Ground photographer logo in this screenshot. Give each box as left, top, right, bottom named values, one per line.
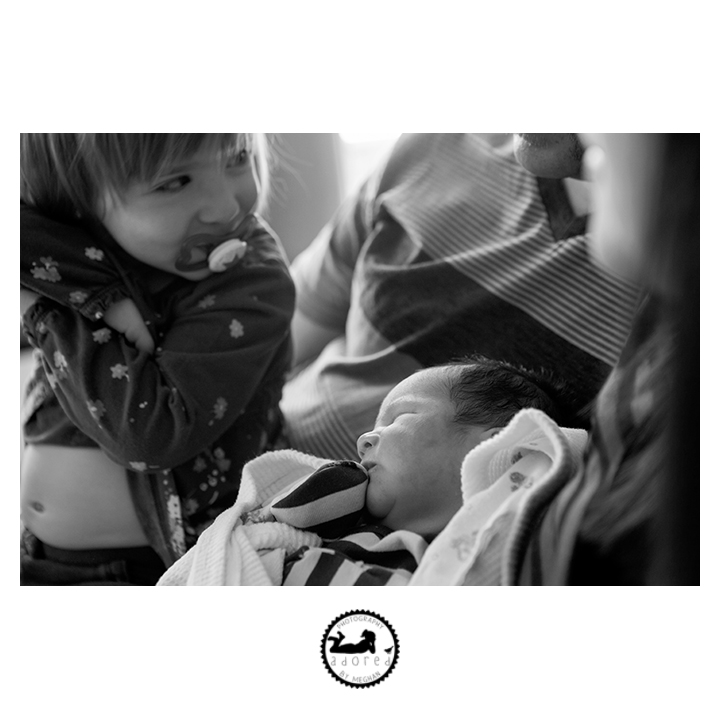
left=320, top=610, right=399, bottom=688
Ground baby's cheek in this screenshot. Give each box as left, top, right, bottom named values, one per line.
left=365, top=481, right=392, bottom=519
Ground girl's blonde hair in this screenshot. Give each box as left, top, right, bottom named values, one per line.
left=20, top=133, right=272, bottom=222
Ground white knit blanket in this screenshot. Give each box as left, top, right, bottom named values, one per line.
left=157, top=450, right=336, bottom=586
left=410, top=408, right=588, bottom=586
left=159, top=411, right=587, bottom=586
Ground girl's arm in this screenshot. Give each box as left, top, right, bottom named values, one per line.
left=22, top=222, right=295, bottom=470
left=21, top=203, right=130, bottom=319
left=21, top=204, right=154, bottom=351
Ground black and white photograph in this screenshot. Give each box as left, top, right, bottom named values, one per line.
left=9, top=2, right=710, bottom=718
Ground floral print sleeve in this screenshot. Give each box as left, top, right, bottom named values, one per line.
left=21, top=203, right=130, bottom=320
left=22, top=215, right=296, bottom=471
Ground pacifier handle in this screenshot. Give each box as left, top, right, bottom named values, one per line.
left=174, top=213, right=256, bottom=273
left=208, top=238, right=247, bottom=273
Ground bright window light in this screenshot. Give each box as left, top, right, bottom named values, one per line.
left=339, top=132, right=401, bottom=145
left=338, top=133, right=402, bottom=198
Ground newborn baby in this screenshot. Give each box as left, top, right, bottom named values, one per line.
left=251, top=356, right=572, bottom=540
left=157, top=356, right=574, bottom=585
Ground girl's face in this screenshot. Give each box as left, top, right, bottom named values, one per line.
left=356, top=369, right=490, bottom=538
left=97, top=140, right=259, bottom=281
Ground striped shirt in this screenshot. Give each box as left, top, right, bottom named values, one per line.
left=282, top=134, right=641, bottom=460
left=157, top=449, right=426, bottom=586
left=283, top=524, right=424, bottom=586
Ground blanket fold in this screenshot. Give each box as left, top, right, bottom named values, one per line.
left=158, top=450, right=340, bottom=585
left=159, top=411, right=586, bottom=586
left=157, top=449, right=420, bottom=586
left=409, top=408, right=587, bottom=586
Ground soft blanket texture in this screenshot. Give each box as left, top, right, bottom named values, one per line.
left=159, top=411, right=586, bottom=586
left=158, top=450, right=364, bottom=585
left=157, top=449, right=423, bottom=585
left=410, top=408, right=588, bottom=585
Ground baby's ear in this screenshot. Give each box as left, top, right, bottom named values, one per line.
left=479, top=426, right=503, bottom=441
left=269, top=461, right=369, bottom=538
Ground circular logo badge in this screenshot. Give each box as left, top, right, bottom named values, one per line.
left=321, top=610, right=399, bottom=688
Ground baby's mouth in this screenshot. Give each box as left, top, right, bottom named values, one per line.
left=175, top=216, right=254, bottom=273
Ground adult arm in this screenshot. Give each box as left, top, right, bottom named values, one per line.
left=290, top=310, right=341, bottom=368
left=289, top=156, right=388, bottom=369
left=288, top=135, right=424, bottom=369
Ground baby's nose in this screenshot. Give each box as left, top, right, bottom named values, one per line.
left=356, top=432, right=377, bottom=459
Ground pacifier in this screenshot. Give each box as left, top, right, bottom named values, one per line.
left=208, top=239, right=247, bottom=272
left=174, top=215, right=254, bottom=273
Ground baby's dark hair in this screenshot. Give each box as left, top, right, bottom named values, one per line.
left=437, top=355, right=579, bottom=430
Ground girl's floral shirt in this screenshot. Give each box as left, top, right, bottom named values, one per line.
left=20, top=204, right=295, bottom=561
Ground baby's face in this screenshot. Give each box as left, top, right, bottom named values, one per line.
left=356, top=369, right=488, bottom=538
left=97, top=140, right=259, bottom=281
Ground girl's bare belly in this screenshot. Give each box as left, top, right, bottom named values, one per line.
left=20, top=444, right=149, bottom=549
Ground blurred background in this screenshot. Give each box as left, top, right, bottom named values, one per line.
left=264, top=133, right=400, bottom=260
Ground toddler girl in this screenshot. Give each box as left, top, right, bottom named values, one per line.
left=20, top=134, right=295, bottom=584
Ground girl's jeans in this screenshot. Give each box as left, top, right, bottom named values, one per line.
left=20, top=527, right=166, bottom=585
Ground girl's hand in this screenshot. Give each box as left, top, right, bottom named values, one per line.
left=20, top=289, right=40, bottom=316
left=104, top=298, right=155, bottom=354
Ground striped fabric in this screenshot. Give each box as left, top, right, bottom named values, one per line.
left=158, top=449, right=426, bottom=585
left=268, top=460, right=427, bottom=586
left=283, top=526, right=426, bottom=586
left=265, top=460, right=368, bottom=536
left=283, top=548, right=413, bottom=586
left=388, top=137, right=637, bottom=365
left=283, top=134, right=642, bottom=461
